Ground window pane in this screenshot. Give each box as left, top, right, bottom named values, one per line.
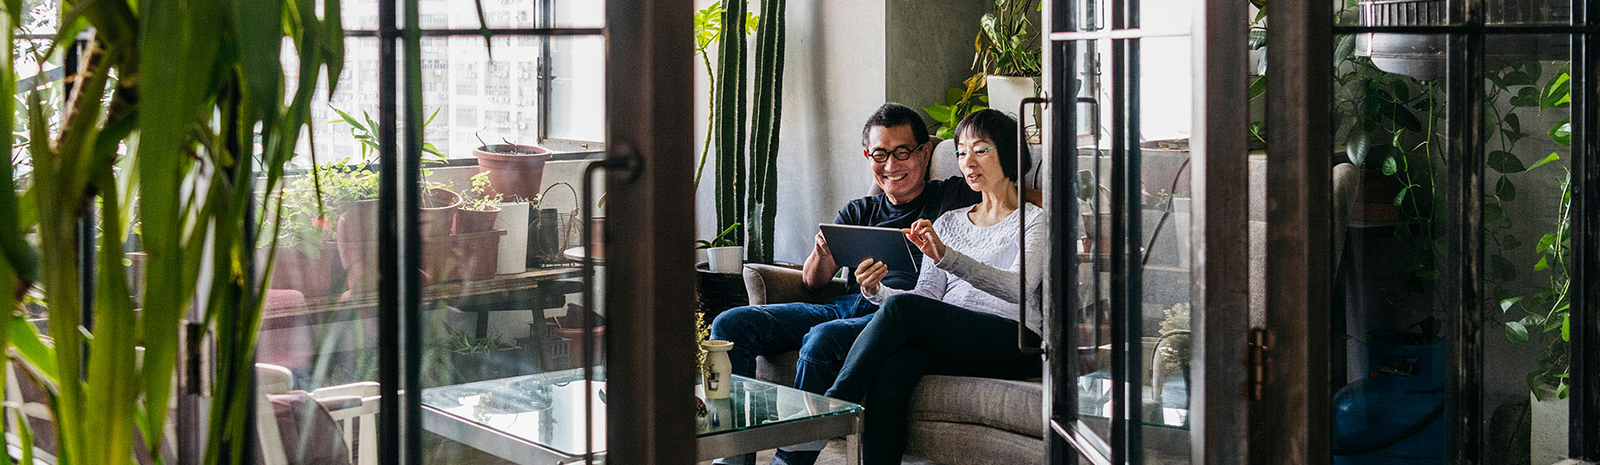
left=547, top=36, right=604, bottom=143
left=1479, top=36, right=1572, bottom=465
left=552, top=0, right=604, bottom=29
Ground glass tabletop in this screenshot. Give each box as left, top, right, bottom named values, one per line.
left=420, top=369, right=861, bottom=457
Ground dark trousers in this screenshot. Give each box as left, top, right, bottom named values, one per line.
left=709, top=294, right=877, bottom=465
left=826, top=294, right=1042, bottom=465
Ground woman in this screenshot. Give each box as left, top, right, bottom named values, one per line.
left=825, top=109, right=1044, bottom=465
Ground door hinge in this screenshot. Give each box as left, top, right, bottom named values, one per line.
left=1248, top=327, right=1271, bottom=400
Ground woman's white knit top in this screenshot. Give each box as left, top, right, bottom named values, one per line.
left=866, top=202, right=1046, bottom=334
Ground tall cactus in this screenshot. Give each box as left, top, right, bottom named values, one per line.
left=711, top=0, right=786, bottom=264
left=713, top=0, right=748, bottom=246
left=746, top=0, right=785, bottom=264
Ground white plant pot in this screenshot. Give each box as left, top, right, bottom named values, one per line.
left=987, top=75, right=1041, bottom=117
left=495, top=202, right=531, bottom=275
left=703, top=340, right=735, bottom=399
left=706, top=246, right=744, bottom=274
left=1531, top=392, right=1569, bottom=465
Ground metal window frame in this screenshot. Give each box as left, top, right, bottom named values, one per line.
left=368, top=2, right=627, bottom=465
left=1045, top=0, right=1253, bottom=463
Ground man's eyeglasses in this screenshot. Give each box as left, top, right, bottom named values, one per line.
left=864, top=142, right=926, bottom=163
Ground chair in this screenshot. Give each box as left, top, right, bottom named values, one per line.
left=256, top=364, right=380, bottom=465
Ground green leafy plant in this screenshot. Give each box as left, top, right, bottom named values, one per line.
left=924, top=75, right=989, bottom=140
left=973, top=0, right=1042, bottom=78
left=696, top=222, right=742, bottom=249
left=332, top=105, right=446, bottom=163
left=1493, top=60, right=1573, bottom=401
left=462, top=171, right=505, bottom=212
left=1156, top=303, right=1192, bottom=371
left=693, top=1, right=757, bottom=188
left=0, top=0, right=347, bottom=462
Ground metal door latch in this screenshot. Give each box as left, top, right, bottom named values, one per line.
left=1248, top=327, right=1271, bottom=400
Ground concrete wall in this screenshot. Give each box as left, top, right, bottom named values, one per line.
left=693, top=0, right=985, bottom=265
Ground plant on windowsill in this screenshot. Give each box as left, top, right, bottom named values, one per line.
left=473, top=131, right=554, bottom=205
left=456, top=171, right=504, bottom=235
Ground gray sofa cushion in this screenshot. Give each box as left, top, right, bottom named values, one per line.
left=754, top=351, right=1045, bottom=440
left=906, top=420, right=1043, bottom=465
left=907, top=376, right=1044, bottom=439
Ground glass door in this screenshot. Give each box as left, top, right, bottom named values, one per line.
left=1042, top=0, right=1253, bottom=462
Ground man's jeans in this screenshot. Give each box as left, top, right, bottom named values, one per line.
left=708, top=294, right=875, bottom=465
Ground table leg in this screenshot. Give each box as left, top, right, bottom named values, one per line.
left=846, top=414, right=862, bottom=465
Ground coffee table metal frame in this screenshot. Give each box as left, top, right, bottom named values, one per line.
left=421, top=374, right=862, bottom=464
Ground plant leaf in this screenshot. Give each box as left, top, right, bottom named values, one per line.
left=1549, top=118, right=1571, bottom=146
left=1527, top=152, right=1559, bottom=171
left=1499, top=296, right=1522, bottom=313
left=1381, top=155, right=1397, bottom=175
left=1345, top=129, right=1370, bottom=167
left=1393, top=186, right=1409, bottom=206
left=1488, top=150, right=1525, bottom=173
left=1505, top=320, right=1530, bottom=342
left=1495, top=176, right=1516, bottom=201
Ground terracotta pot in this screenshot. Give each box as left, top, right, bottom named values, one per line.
left=270, top=243, right=338, bottom=298
left=336, top=199, right=380, bottom=242
left=552, top=316, right=605, bottom=368
left=336, top=239, right=379, bottom=295
left=421, top=187, right=462, bottom=238
left=420, top=235, right=458, bottom=285
left=473, top=144, right=553, bottom=203
left=454, top=229, right=507, bottom=281
left=454, top=205, right=501, bottom=235
left=1353, top=167, right=1403, bottom=223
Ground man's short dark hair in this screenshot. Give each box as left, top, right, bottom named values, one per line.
left=861, top=103, right=931, bottom=148
left=954, top=109, right=1031, bottom=183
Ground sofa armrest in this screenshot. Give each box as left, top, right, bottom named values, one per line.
left=742, top=264, right=848, bottom=305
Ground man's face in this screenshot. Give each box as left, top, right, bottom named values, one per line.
left=864, top=124, right=930, bottom=204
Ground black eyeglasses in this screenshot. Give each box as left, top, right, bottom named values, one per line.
left=864, top=142, right=926, bottom=163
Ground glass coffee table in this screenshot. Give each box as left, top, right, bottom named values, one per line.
left=421, top=368, right=863, bottom=464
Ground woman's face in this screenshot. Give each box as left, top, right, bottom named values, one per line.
left=955, top=129, right=1009, bottom=195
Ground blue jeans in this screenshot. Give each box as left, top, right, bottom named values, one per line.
left=709, top=294, right=877, bottom=465
left=825, top=294, right=1043, bottom=465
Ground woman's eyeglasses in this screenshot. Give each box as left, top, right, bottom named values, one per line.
left=864, top=142, right=926, bottom=163
left=953, top=145, right=997, bottom=158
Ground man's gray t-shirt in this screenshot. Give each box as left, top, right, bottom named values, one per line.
left=833, top=176, right=981, bottom=294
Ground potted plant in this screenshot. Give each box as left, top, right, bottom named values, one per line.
left=1150, top=303, right=1192, bottom=409
left=473, top=132, right=554, bottom=204
left=696, top=223, right=750, bottom=318
left=974, top=0, right=1042, bottom=132
left=456, top=171, right=503, bottom=235
left=441, top=326, right=525, bottom=384
left=488, top=172, right=537, bottom=275
left=708, top=0, right=786, bottom=264
left=264, top=181, right=339, bottom=298
left=697, top=222, right=744, bottom=274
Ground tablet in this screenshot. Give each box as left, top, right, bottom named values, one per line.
left=819, top=223, right=919, bottom=273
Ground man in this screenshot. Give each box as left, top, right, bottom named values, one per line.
left=709, top=102, right=983, bottom=465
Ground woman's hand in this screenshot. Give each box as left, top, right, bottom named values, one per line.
left=854, top=258, right=889, bottom=297
left=903, top=219, right=946, bottom=263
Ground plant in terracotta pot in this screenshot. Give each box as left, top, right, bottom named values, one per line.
left=262, top=180, right=339, bottom=298
left=473, top=132, right=553, bottom=204
left=314, top=162, right=382, bottom=295
left=456, top=171, right=504, bottom=235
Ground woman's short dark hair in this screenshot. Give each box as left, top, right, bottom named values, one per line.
left=861, top=102, right=931, bottom=148
left=954, top=109, right=1030, bottom=182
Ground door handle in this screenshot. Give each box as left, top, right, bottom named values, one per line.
left=1019, top=96, right=1049, bottom=357
left=577, top=146, right=641, bottom=464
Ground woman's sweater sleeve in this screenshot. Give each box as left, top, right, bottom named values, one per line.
left=864, top=246, right=949, bottom=305
left=933, top=205, right=1045, bottom=304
